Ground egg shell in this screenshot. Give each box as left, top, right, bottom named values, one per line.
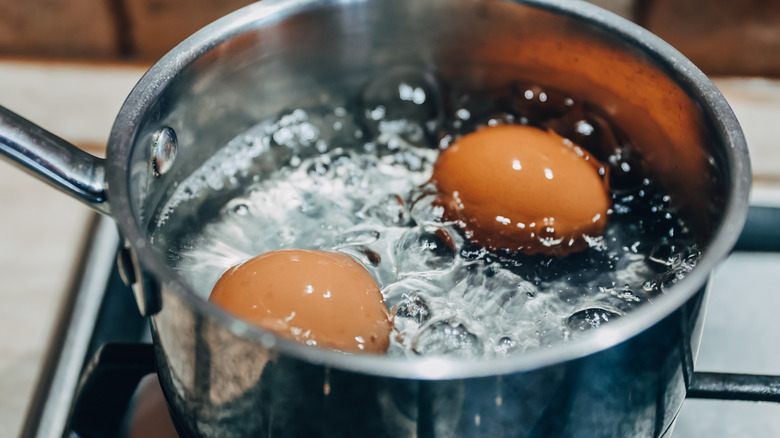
left=432, top=124, right=610, bottom=256
left=209, top=249, right=392, bottom=353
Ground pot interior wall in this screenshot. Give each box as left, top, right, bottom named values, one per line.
left=127, top=0, right=727, bottom=287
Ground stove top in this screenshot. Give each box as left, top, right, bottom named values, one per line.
left=19, top=208, right=780, bottom=437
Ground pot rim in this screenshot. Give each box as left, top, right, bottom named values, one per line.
left=106, top=0, right=751, bottom=380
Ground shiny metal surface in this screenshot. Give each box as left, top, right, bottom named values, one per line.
left=153, top=284, right=706, bottom=437
left=688, top=373, right=780, bottom=403
left=0, top=0, right=752, bottom=436
left=0, top=106, right=109, bottom=214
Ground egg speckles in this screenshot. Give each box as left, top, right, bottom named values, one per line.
left=431, top=124, right=610, bottom=256
left=209, top=249, right=392, bottom=353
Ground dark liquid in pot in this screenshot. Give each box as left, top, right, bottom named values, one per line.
left=152, top=68, right=699, bottom=359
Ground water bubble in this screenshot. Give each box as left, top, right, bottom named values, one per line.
left=412, top=318, right=484, bottom=359
left=496, top=336, right=517, bottom=355
left=359, top=67, right=441, bottom=145
left=362, top=247, right=382, bottom=265
left=329, top=151, right=368, bottom=187
left=364, top=194, right=410, bottom=227
left=616, top=288, right=640, bottom=303
left=409, top=185, right=444, bottom=224
left=299, top=194, right=323, bottom=217
left=642, top=278, right=658, bottom=293
left=648, top=242, right=683, bottom=267
left=396, top=226, right=456, bottom=274
left=659, top=265, right=693, bottom=292
left=647, top=241, right=700, bottom=287
left=390, top=149, right=428, bottom=172
left=385, top=281, right=440, bottom=351
left=275, top=106, right=362, bottom=157
left=575, top=120, right=595, bottom=136
left=394, top=292, right=433, bottom=324
left=444, top=86, right=516, bottom=134
left=511, top=82, right=571, bottom=124
left=226, top=199, right=250, bottom=216
left=337, top=229, right=380, bottom=247
left=242, top=135, right=256, bottom=146
left=600, top=285, right=641, bottom=303
left=438, top=133, right=454, bottom=149
left=608, top=164, right=645, bottom=195
left=377, top=120, right=428, bottom=149
left=307, top=156, right=330, bottom=177
left=368, top=105, right=386, bottom=121
left=383, top=278, right=443, bottom=304
left=485, top=113, right=516, bottom=127
left=269, top=110, right=320, bottom=150
left=277, top=227, right=296, bottom=245
left=360, top=68, right=441, bottom=121
left=456, top=108, right=471, bottom=120
left=566, top=307, right=621, bottom=332
left=338, top=245, right=382, bottom=268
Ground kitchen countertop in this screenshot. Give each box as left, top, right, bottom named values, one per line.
left=0, top=60, right=145, bottom=437
left=0, top=60, right=779, bottom=437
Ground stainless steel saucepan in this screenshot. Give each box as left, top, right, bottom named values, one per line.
left=0, top=0, right=754, bottom=437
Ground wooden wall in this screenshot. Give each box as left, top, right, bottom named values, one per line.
left=0, top=0, right=778, bottom=76
left=0, top=0, right=253, bottom=61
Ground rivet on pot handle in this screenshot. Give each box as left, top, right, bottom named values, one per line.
left=0, top=105, right=110, bottom=215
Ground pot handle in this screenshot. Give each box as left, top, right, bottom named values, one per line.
left=688, top=372, right=780, bottom=403
left=0, top=105, right=110, bottom=214
left=686, top=206, right=780, bottom=404
left=732, top=206, right=780, bottom=252
left=69, top=343, right=156, bottom=438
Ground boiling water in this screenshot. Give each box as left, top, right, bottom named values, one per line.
left=157, top=69, right=699, bottom=359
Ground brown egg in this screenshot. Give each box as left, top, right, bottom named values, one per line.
left=209, top=249, right=392, bottom=353
left=431, top=124, right=610, bottom=256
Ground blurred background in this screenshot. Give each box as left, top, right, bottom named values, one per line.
left=0, top=0, right=778, bottom=437
left=0, top=0, right=778, bottom=75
